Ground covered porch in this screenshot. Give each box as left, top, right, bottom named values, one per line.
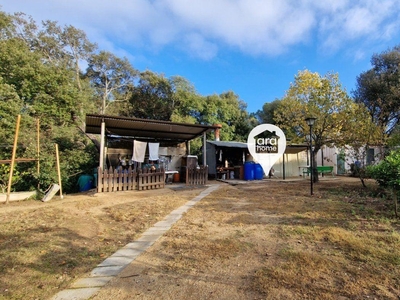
left=85, top=114, right=219, bottom=192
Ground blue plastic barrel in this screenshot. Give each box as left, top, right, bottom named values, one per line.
left=244, top=162, right=255, bottom=180
left=254, top=163, right=264, bottom=180
left=78, top=175, right=93, bottom=192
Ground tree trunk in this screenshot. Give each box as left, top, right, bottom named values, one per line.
left=312, top=148, right=319, bottom=183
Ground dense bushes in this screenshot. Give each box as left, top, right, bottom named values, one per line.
left=367, top=149, right=400, bottom=216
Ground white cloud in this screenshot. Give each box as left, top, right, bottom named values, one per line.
left=317, top=0, right=400, bottom=54
left=183, top=33, right=218, bottom=60
left=2, top=0, right=400, bottom=61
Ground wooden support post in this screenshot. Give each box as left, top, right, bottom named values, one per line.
left=55, top=144, right=63, bottom=199
left=37, top=119, right=40, bottom=190
left=99, top=119, right=105, bottom=169
left=6, top=115, right=21, bottom=204
left=203, top=132, right=206, bottom=166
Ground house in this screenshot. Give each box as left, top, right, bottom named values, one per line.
left=206, top=139, right=308, bottom=179
left=314, top=145, right=384, bottom=175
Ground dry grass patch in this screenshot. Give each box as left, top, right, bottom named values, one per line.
left=2, top=177, right=400, bottom=300
left=96, top=178, right=400, bottom=300
left=0, top=187, right=203, bottom=300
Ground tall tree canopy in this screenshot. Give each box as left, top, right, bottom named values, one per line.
left=353, top=45, right=400, bottom=145
left=0, top=9, right=254, bottom=191
left=274, top=70, right=379, bottom=179
left=127, top=70, right=175, bottom=120
left=0, top=11, right=98, bottom=193
left=255, top=99, right=281, bottom=124
left=86, top=51, right=137, bottom=114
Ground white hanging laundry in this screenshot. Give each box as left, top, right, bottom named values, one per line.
left=149, top=142, right=159, bottom=161
left=133, top=140, right=147, bottom=162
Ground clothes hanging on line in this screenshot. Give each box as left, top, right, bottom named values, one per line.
left=133, top=140, right=147, bottom=162
left=149, top=142, right=159, bottom=161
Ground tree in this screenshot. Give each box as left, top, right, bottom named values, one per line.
left=256, top=99, right=281, bottom=124
left=274, top=70, right=378, bottom=182
left=127, top=70, right=175, bottom=120
left=0, top=10, right=99, bottom=193
left=367, top=149, right=400, bottom=217
left=353, top=45, right=400, bottom=148
left=169, top=76, right=203, bottom=124
left=86, top=51, right=137, bottom=114
left=60, top=25, right=97, bottom=91
left=196, top=91, right=242, bottom=141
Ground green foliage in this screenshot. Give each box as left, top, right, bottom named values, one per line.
left=86, top=50, right=137, bottom=114
left=0, top=9, right=255, bottom=194
left=128, top=70, right=174, bottom=120
left=367, top=150, right=400, bottom=190
left=274, top=70, right=380, bottom=170
left=353, top=45, right=400, bottom=138
left=0, top=164, right=23, bottom=193
left=256, top=99, right=281, bottom=124
left=0, top=11, right=98, bottom=194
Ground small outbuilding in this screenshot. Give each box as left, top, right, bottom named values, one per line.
left=85, top=114, right=220, bottom=192
left=206, top=140, right=308, bottom=180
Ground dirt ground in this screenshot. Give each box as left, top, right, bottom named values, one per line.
left=1, top=176, right=399, bottom=300
left=91, top=177, right=399, bottom=300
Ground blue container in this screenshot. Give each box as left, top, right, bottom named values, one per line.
left=78, top=175, right=93, bottom=192
left=244, top=162, right=255, bottom=180
left=254, top=163, right=264, bottom=180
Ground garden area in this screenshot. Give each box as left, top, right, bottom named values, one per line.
left=1, top=176, right=399, bottom=299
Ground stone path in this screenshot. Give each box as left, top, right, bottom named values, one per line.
left=51, top=184, right=220, bottom=300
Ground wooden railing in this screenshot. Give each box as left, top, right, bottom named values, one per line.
left=97, top=165, right=207, bottom=192
left=138, top=168, right=165, bottom=190
left=97, top=167, right=165, bottom=192
left=185, top=166, right=208, bottom=186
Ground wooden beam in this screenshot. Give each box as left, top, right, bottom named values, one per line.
left=99, top=119, right=105, bottom=169
left=55, top=144, right=63, bottom=199
left=0, top=158, right=37, bottom=164
left=6, top=115, right=21, bottom=204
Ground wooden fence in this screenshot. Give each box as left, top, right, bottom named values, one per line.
left=137, top=168, right=165, bottom=190
left=184, top=166, right=208, bottom=186
left=97, top=165, right=208, bottom=193
left=97, top=166, right=165, bottom=192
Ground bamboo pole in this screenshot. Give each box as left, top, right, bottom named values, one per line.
left=6, top=115, right=21, bottom=204
left=37, top=119, right=40, bottom=190
left=55, top=144, right=63, bottom=199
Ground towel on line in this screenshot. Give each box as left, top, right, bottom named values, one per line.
left=133, top=140, right=147, bottom=162
left=149, top=143, right=159, bottom=161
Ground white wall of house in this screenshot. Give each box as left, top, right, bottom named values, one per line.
left=250, top=151, right=308, bottom=178
left=254, top=144, right=384, bottom=178
left=158, top=143, right=187, bottom=171
left=313, top=145, right=384, bottom=175
left=106, top=142, right=188, bottom=171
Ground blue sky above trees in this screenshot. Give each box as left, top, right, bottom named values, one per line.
left=2, top=0, right=400, bottom=113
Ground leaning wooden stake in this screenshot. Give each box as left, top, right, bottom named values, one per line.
left=37, top=119, right=40, bottom=190
left=55, top=144, right=63, bottom=199
left=6, top=115, right=21, bottom=204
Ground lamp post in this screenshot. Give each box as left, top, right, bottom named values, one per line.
left=305, top=117, right=316, bottom=195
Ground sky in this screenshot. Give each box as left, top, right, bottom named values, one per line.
left=1, top=0, right=400, bottom=113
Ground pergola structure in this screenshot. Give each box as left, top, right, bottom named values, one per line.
left=85, top=114, right=220, bottom=169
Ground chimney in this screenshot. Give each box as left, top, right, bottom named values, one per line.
left=214, top=124, right=222, bottom=141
